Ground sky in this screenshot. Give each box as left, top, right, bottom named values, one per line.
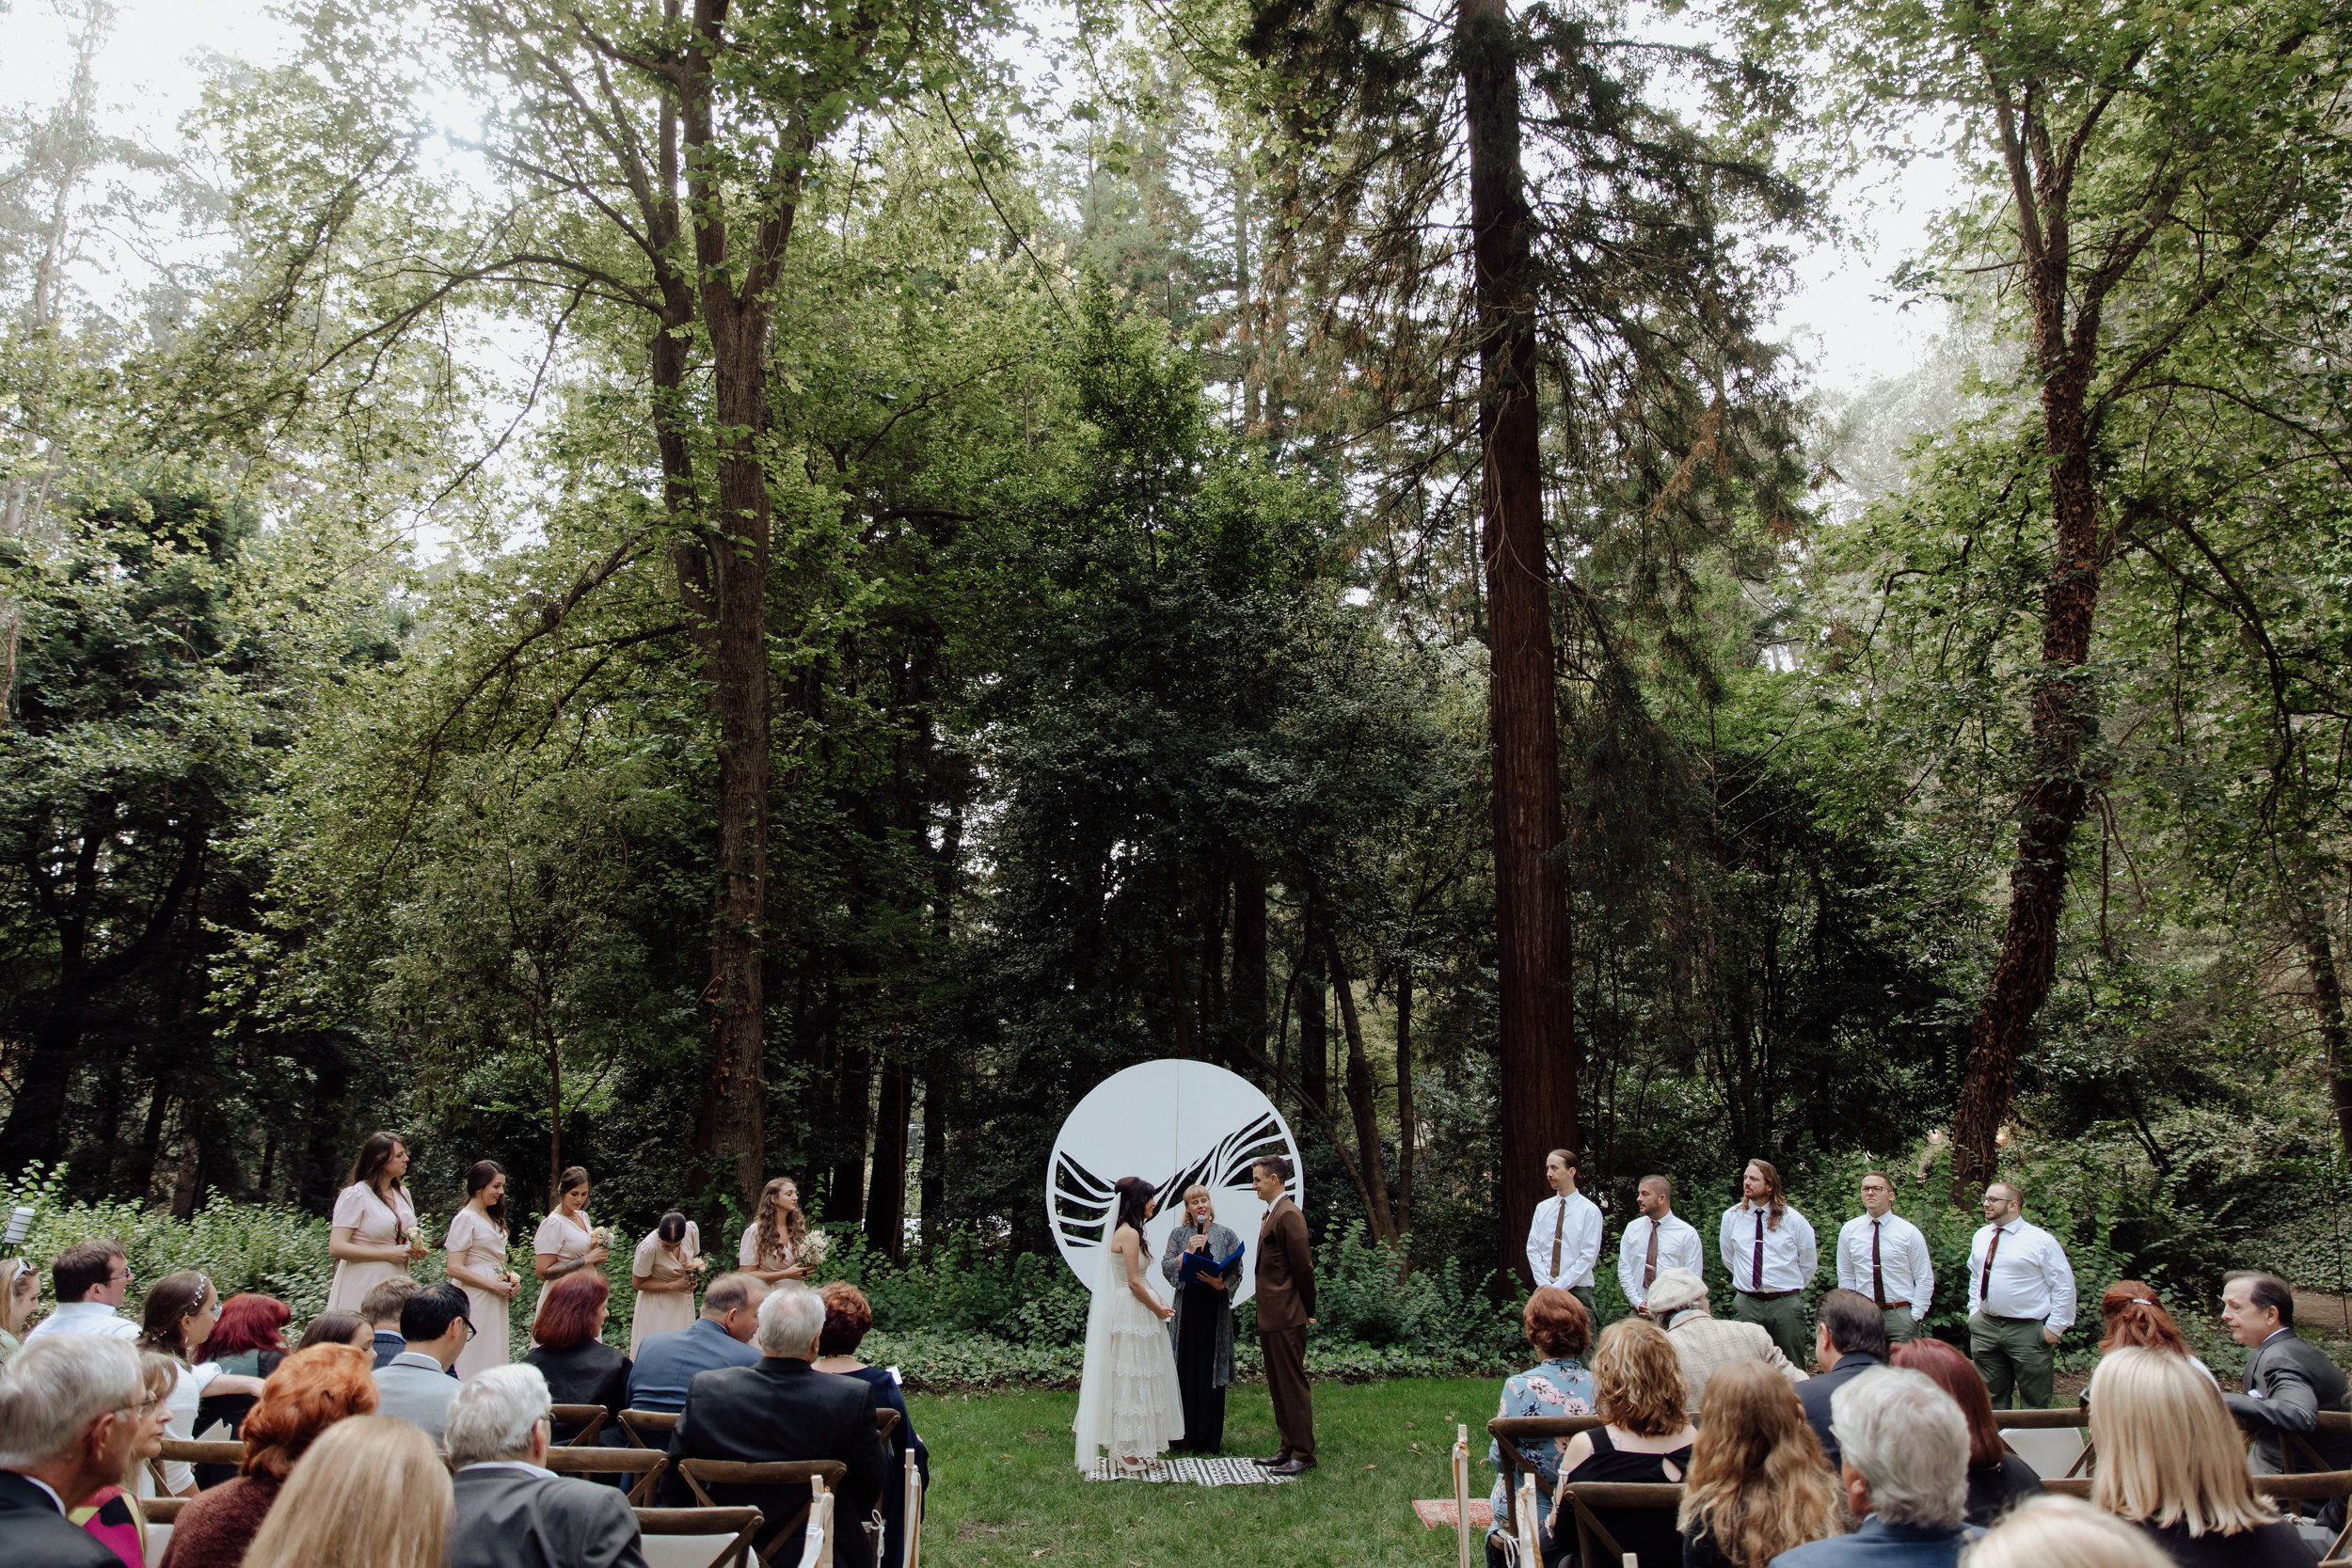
left=10, top=0, right=1957, bottom=401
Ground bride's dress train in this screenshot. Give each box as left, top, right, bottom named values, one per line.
left=1072, top=1228, right=1184, bottom=1470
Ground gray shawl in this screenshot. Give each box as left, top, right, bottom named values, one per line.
left=1160, top=1218, right=1243, bottom=1390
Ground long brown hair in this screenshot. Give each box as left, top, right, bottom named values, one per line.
left=751, top=1177, right=806, bottom=1267
left=346, top=1132, right=407, bottom=1196
left=1677, top=1360, right=1841, bottom=1568
left=463, top=1161, right=508, bottom=1232
left=1742, top=1160, right=1788, bottom=1228
left=139, top=1271, right=216, bottom=1363
left=2098, top=1281, right=2190, bottom=1356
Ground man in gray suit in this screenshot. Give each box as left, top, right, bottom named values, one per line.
left=446, top=1364, right=645, bottom=1568
left=2223, top=1269, right=2352, bottom=1526
left=373, top=1281, right=469, bottom=1447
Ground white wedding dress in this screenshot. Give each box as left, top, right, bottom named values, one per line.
left=1072, top=1224, right=1184, bottom=1470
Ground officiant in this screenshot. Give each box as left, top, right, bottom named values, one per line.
left=1159, top=1183, right=1244, bottom=1453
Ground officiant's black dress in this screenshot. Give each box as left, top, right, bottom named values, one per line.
left=1160, top=1218, right=1243, bottom=1453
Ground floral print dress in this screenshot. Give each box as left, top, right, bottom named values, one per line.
left=1486, top=1355, right=1596, bottom=1538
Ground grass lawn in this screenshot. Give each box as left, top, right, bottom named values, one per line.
left=911, top=1377, right=1495, bottom=1567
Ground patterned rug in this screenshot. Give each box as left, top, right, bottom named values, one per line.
left=1081, top=1455, right=1296, bottom=1485
left=1413, top=1498, right=1494, bottom=1530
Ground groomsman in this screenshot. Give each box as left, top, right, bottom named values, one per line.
left=1836, top=1171, right=1933, bottom=1341
left=1524, top=1148, right=1604, bottom=1320
left=1618, top=1176, right=1704, bottom=1317
left=1965, top=1181, right=2075, bottom=1409
left=1718, top=1159, right=1817, bottom=1366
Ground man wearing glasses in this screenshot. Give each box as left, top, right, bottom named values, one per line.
left=373, top=1282, right=473, bottom=1446
left=0, top=1336, right=148, bottom=1567
left=22, top=1242, right=139, bottom=1345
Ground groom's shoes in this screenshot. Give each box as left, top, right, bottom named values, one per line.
left=1251, top=1451, right=1289, bottom=1467
left=1268, top=1456, right=1316, bottom=1476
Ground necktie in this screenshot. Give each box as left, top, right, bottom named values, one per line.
left=1871, top=1220, right=1887, bottom=1308
left=1980, top=1225, right=2004, bottom=1306
left=1550, top=1200, right=1565, bottom=1279
left=1752, top=1210, right=1765, bottom=1291
left=1643, top=1221, right=1661, bottom=1289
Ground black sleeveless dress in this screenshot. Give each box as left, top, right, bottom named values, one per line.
left=1552, top=1426, right=1692, bottom=1568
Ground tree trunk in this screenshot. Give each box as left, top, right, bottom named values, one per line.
left=1298, top=912, right=1327, bottom=1118
left=920, top=1055, right=948, bottom=1243
left=865, top=1046, right=912, bottom=1260
left=1395, top=962, right=1415, bottom=1235
left=1460, top=0, right=1579, bottom=1282
left=830, top=1044, right=872, bottom=1224
left=2303, top=915, right=2352, bottom=1163
left=1322, top=928, right=1399, bottom=1244
left=548, top=1028, right=564, bottom=1206
left=132, top=1085, right=170, bottom=1202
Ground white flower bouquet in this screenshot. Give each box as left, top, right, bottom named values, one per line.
left=800, top=1230, right=831, bottom=1268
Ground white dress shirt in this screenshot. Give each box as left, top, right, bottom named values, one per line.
left=1525, top=1191, right=1603, bottom=1290
left=1717, top=1202, right=1818, bottom=1293
left=22, top=1300, right=142, bottom=1342
left=1616, top=1212, right=1705, bottom=1309
left=1836, top=1212, right=1933, bottom=1316
left=1966, top=1217, right=2075, bottom=1331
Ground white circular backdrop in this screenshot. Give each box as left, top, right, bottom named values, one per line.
left=1045, top=1059, right=1302, bottom=1306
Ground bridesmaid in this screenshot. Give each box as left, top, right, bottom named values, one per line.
left=532, top=1165, right=610, bottom=1283
left=445, top=1161, right=518, bottom=1378
left=737, top=1177, right=808, bottom=1285
left=628, top=1210, right=702, bottom=1357
left=326, top=1132, right=426, bottom=1312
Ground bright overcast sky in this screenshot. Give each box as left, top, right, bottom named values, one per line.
left=12, top=0, right=1955, bottom=398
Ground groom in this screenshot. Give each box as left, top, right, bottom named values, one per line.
left=1251, top=1156, right=1317, bottom=1475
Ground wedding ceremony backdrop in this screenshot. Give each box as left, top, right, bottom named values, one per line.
left=3, top=0, right=2351, bottom=1399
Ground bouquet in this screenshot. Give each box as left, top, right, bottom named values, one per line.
left=589, top=1226, right=615, bottom=1254
left=799, top=1230, right=831, bottom=1269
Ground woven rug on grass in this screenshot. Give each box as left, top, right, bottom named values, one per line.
left=1081, top=1455, right=1295, bottom=1485
left=1412, top=1499, right=1494, bottom=1530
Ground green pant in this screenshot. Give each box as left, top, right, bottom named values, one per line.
left=1970, top=1313, right=2054, bottom=1409
left=1881, top=1306, right=1918, bottom=1343
left=1730, top=1291, right=1811, bottom=1368
left=1567, top=1286, right=1597, bottom=1326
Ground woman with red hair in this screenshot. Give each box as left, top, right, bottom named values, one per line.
left=2096, top=1281, right=2217, bottom=1386
left=1890, top=1337, right=2046, bottom=1525
left=158, top=1342, right=379, bottom=1568
left=519, top=1270, right=630, bottom=1442
left=194, top=1294, right=294, bottom=1486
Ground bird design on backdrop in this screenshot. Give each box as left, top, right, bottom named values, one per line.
left=1045, top=1060, right=1303, bottom=1307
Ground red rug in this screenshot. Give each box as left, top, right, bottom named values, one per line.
left=1413, top=1499, right=1494, bottom=1530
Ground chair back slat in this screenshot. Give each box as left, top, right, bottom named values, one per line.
left=143, top=1497, right=188, bottom=1525
left=634, top=1506, right=764, bottom=1568
left=1565, top=1480, right=1681, bottom=1568
left=159, top=1438, right=247, bottom=1466
left=542, top=1446, right=669, bottom=1505
left=875, top=1408, right=900, bottom=1444
left=622, top=1408, right=682, bottom=1448
left=675, top=1460, right=849, bottom=1568
left=550, top=1403, right=609, bottom=1446
left=1986, top=1408, right=2090, bottom=1430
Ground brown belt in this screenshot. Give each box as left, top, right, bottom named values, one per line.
left=1738, top=1289, right=1801, bottom=1301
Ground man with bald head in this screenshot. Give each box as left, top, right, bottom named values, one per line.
left=1964, top=1181, right=2074, bottom=1409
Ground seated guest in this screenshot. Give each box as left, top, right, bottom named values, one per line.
left=2221, top=1271, right=2352, bottom=1478
left=1961, top=1495, right=2173, bottom=1568
left=358, top=1280, right=417, bottom=1370
left=661, top=1281, right=888, bottom=1568
left=140, top=1273, right=266, bottom=1499
left=2, top=1257, right=39, bottom=1361
left=1679, top=1360, right=1842, bottom=1568
left=24, top=1241, right=141, bottom=1345
left=1549, top=1318, right=1694, bottom=1568
left=71, top=1351, right=174, bottom=1568
left=294, top=1312, right=373, bottom=1353
left=519, top=1274, right=631, bottom=1443
left=813, top=1283, right=930, bottom=1568
left=1801, top=1290, right=1890, bottom=1470
left=2095, top=1283, right=2216, bottom=1386
left=1644, top=1268, right=1804, bottom=1416
left=239, top=1416, right=450, bottom=1568
left=2088, top=1347, right=2320, bottom=1567
left=1892, top=1338, right=2043, bottom=1527
left=1773, top=1367, right=1972, bottom=1567
left=0, top=1335, right=146, bottom=1568
left=1482, top=1287, right=1595, bottom=1566
left=159, top=1342, right=379, bottom=1568
left=193, top=1293, right=294, bottom=1486
left=372, top=1283, right=470, bottom=1447
left=625, top=1272, right=766, bottom=1414
left=444, top=1365, right=645, bottom=1568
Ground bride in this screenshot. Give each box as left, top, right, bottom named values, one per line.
left=1073, top=1176, right=1185, bottom=1470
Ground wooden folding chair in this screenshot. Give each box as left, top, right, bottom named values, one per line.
left=544, top=1445, right=670, bottom=1505
left=1486, top=1414, right=1607, bottom=1507
left=633, top=1507, right=764, bottom=1568
left=551, top=1403, right=611, bottom=1446
left=142, top=1497, right=188, bottom=1525
left=1993, top=1405, right=2092, bottom=1479
left=1564, top=1481, right=1684, bottom=1568
left=675, top=1459, right=849, bottom=1568
left=2252, top=1469, right=2352, bottom=1563
left=622, top=1408, right=681, bottom=1448
left=149, top=1438, right=246, bottom=1493
left=875, top=1407, right=900, bottom=1445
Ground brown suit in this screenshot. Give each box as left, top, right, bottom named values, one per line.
left=1255, top=1196, right=1316, bottom=1460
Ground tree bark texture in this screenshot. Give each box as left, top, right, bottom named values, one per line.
left=2302, top=916, right=2352, bottom=1163
left=1460, top=0, right=1579, bottom=1282
left=1322, top=928, right=1399, bottom=1244
left=1395, top=964, right=1415, bottom=1235
left=865, top=1047, right=912, bottom=1259
left=1298, top=916, right=1327, bottom=1116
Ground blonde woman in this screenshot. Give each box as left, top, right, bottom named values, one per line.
left=1677, top=1359, right=1842, bottom=1568
left=241, top=1415, right=452, bottom=1568
left=2088, top=1347, right=2315, bottom=1566
left=326, top=1132, right=427, bottom=1312
left=444, top=1161, right=518, bottom=1379
left=532, top=1166, right=610, bottom=1283
left=1963, top=1496, right=2173, bottom=1568
left=738, top=1177, right=810, bottom=1284
left=1552, top=1318, right=1695, bottom=1565
left=0, top=1256, right=37, bottom=1359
